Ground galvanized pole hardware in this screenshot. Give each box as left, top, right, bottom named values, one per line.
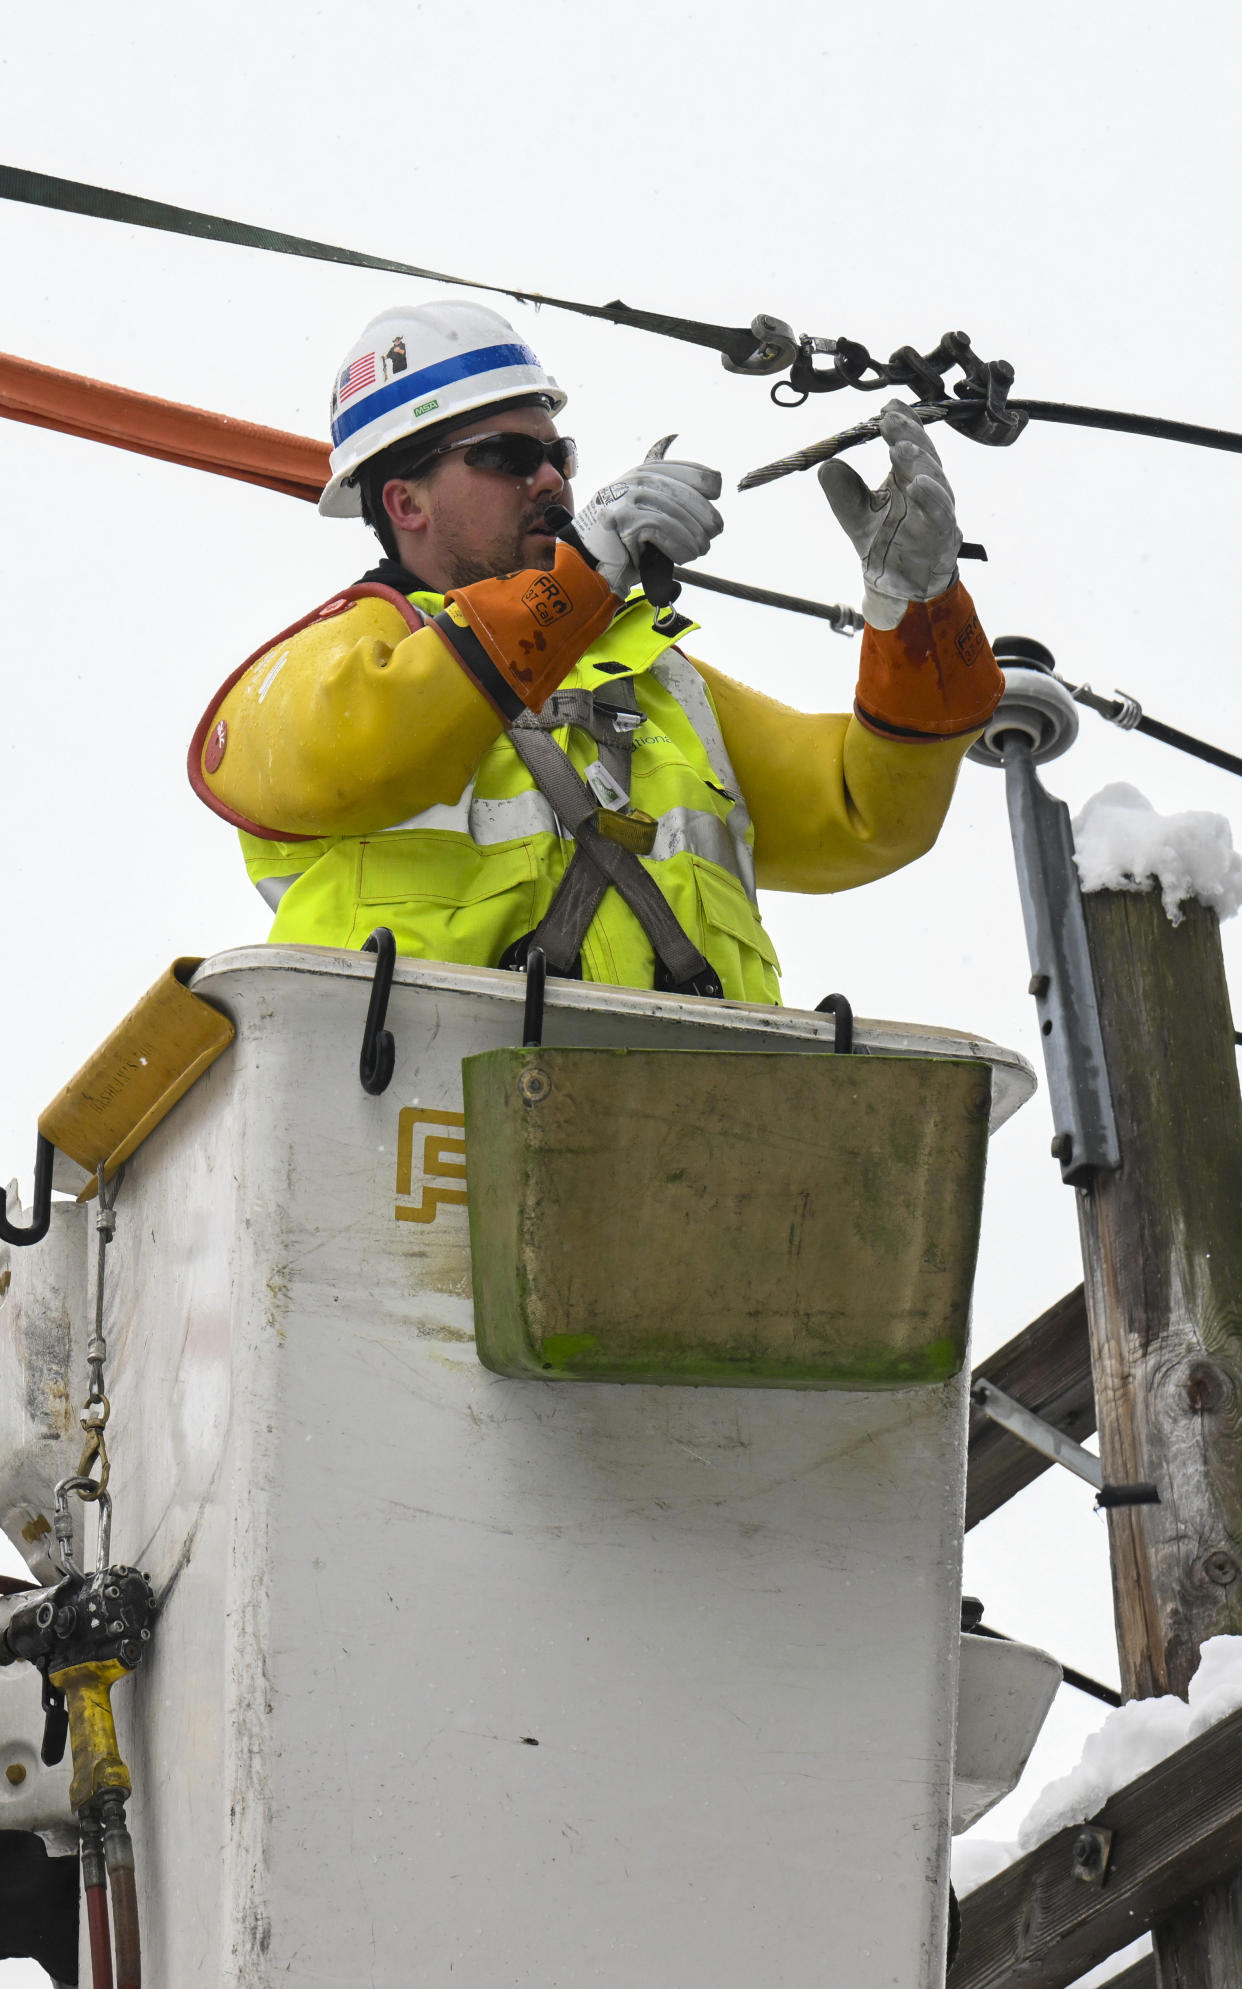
left=969, top=636, right=1120, bottom=1185
left=970, top=1378, right=1157, bottom=1507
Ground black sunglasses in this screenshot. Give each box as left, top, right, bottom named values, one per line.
left=410, top=431, right=578, bottom=482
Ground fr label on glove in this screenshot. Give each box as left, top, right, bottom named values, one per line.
left=557, top=454, right=724, bottom=601
left=819, top=401, right=963, bottom=631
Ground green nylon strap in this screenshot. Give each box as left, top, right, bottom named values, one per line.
left=0, top=164, right=762, bottom=363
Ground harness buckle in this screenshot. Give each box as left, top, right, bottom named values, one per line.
left=595, top=809, right=657, bottom=856
left=654, top=959, right=724, bottom=1000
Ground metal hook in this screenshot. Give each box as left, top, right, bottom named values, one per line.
left=721, top=314, right=798, bottom=378
left=359, top=928, right=397, bottom=1095
left=0, top=1133, right=54, bottom=1247
left=523, top=947, right=547, bottom=1049
left=52, top=1475, right=98, bottom=1578
left=815, top=993, right=854, bottom=1055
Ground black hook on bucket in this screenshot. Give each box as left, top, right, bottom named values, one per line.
left=360, top=928, right=397, bottom=1095
left=815, top=992, right=854, bottom=1055
left=522, top=947, right=548, bottom=1049
left=0, top=1133, right=55, bottom=1247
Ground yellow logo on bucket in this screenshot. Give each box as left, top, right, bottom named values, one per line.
left=395, top=1107, right=467, bottom=1224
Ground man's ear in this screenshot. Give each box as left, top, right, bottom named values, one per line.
left=382, top=478, right=430, bottom=540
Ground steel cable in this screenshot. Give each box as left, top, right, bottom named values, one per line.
left=10, top=166, right=1242, bottom=757
left=738, top=398, right=1242, bottom=490
left=10, top=163, right=1242, bottom=478
left=0, top=165, right=769, bottom=365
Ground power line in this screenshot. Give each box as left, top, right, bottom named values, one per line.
left=674, top=568, right=862, bottom=631
left=0, top=164, right=780, bottom=370
left=9, top=165, right=1242, bottom=757
left=9, top=163, right=1242, bottom=486
left=1064, top=680, right=1242, bottom=783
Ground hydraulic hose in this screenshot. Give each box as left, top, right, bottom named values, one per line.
left=87, top=1884, right=114, bottom=1989
left=100, top=1794, right=141, bottom=1988
left=82, top=1813, right=114, bottom=1989
left=107, top=1862, right=141, bottom=1989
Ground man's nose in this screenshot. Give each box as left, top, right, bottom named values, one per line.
left=527, top=454, right=565, bottom=499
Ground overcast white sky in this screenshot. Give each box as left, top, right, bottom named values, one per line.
left=3, top=2, right=1242, bottom=1979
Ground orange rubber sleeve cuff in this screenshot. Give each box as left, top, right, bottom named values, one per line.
left=854, top=581, right=1004, bottom=741
left=435, top=541, right=619, bottom=715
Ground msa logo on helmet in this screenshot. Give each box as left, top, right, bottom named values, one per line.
left=411, top=398, right=439, bottom=420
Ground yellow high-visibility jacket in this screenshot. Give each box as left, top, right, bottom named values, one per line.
left=189, top=549, right=1002, bottom=1005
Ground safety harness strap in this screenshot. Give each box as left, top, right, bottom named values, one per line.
left=507, top=689, right=718, bottom=993
left=508, top=685, right=634, bottom=974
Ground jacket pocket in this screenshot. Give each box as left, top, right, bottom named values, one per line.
left=691, top=858, right=782, bottom=1005
left=352, top=830, right=542, bottom=966
left=357, top=831, right=537, bottom=908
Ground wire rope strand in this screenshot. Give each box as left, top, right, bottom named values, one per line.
left=0, top=164, right=760, bottom=361
left=739, top=397, right=1242, bottom=490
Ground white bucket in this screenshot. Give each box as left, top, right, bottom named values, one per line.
left=0, top=949, right=1035, bottom=1986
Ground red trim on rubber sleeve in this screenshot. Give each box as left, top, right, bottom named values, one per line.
left=187, top=583, right=426, bottom=840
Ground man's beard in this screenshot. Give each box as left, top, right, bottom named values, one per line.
left=439, top=506, right=558, bottom=588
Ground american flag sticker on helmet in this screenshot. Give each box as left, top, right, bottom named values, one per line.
left=338, top=353, right=377, bottom=403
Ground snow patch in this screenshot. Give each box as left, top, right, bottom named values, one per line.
left=950, top=1835, right=1018, bottom=1895
left=954, top=1637, right=1242, bottom=1931
left=1064, top=1934, right=1152, bottom=1987
left=1018, top=1635, right=1242, bottom=1852
left=1072, top=782, right=1242, bottom=923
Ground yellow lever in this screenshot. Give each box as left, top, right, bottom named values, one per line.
left=49, top=1659, right=132, bottom=1814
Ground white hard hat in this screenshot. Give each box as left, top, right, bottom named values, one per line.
left=319, top=299, right=567, bottom=518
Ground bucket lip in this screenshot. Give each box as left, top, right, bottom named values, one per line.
left=188, top=945, right=1037, bottom=1134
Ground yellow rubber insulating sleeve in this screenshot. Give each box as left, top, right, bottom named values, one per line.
left=693, top=658, right=979, bottom=894
left=203, top=597, right=504, bottom=838
left=48, top=1660, right=132, bottom=1813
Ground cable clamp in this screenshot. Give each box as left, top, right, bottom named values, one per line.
left=1109, top=688, right=1143, bottom=730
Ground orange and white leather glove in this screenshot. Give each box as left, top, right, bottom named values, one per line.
left=558, top=457, right=724, bottom=599
left=818, top=401, right=962, bottom=629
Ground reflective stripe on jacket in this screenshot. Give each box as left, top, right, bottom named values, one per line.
left=240, top=590, right=783, bottom=1005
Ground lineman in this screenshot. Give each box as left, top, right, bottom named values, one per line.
left=190, top=301, right=1003, bottom=1003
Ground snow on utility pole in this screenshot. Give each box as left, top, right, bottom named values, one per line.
left=1076, top=869, right=1242, bottom=1987
left=976, top=644, right=1242, bottom=1987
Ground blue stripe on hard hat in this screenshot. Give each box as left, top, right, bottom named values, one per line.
left=330, top=342, right=542, bottom=447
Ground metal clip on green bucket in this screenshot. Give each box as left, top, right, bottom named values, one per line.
left=463, top=1048, right=991, bottom=1389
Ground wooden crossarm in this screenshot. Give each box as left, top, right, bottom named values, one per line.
left=952, top=1703, right=1242, bottom=1986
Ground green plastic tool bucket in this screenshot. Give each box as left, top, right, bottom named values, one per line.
left=463, top=1047, right=991, bottom=1389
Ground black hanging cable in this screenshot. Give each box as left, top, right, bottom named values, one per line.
left=11, top=165, right=1242, bottom=479
left=1062, top=679, right=1242, bottom=783
left=15, top=163, right=1242, bottom=729
left=739, top=396, right=1242, bottom=490
left=673, top=568, right=863, bottom=631
left=970, top=1622, right=1122, bottom=1709
left=0, top=164, right=784, bottom=371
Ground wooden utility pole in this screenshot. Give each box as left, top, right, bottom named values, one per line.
left=1077, top=887, right=1242, bottom=1987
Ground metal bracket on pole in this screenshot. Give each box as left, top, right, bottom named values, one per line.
left=1002, top=737, right=1121, bottom=1184
left=971, top=1379, right=1159, bottom=1506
